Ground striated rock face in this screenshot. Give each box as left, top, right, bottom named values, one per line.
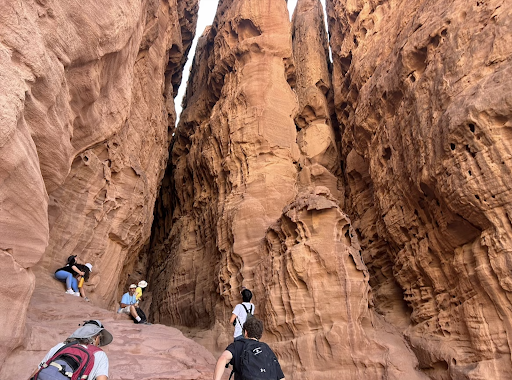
left=327, top=0, right=512, bottom=378
left=0, top=0, right=198, bottom=365
left=149, top=0, right=426, bottom=378
left=149, top=0, right=299, bottom=331
left=0, top=285, right=216, bottom=380
left=253, top=188, right=426, bottom=379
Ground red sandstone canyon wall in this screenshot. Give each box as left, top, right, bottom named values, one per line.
left=0, top=0, right=198, bottom=365
left=327, top=0, right=512, bottom=378
left=2, top=0, right=512, bottom=378
left=148, top=0, right=427, bottom=378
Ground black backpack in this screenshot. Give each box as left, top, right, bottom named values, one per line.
left=230, top=339, right=278, bottom=380
left=132, top=307, right=147, bottom=323
left=242, top=304, right=254, bottom=320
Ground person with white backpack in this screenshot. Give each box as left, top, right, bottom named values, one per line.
left=229, top=288, right=255, bottom=341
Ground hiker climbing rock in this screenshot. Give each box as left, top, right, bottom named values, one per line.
left=54, top=255, right=86, bottom=296
left=74, top=263, right=93, bottom=301
left=30, top=319, right=113, bottom=380
left=118, top=284, right=150, bottom=324
left=214, top=317, right=285, bottom=380
left=229, top=287, right=255, bottom=341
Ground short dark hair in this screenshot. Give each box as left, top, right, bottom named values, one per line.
left=243, top=317, right=263, bottom=339
left=241, top=289, right=252, bottom=302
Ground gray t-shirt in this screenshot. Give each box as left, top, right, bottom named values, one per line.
left=39, top=342, right=109, bottom=379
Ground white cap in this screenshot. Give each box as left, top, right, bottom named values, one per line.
left=129, top=284, right=137, bottom=289
left=85, top=263, right=93, bottom=272
left=138, top=280, right=148, bottom=288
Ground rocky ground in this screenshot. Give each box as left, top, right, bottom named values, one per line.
left=0, top=281, right=218, bottom=380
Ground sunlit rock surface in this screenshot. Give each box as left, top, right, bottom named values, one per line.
left=0, top=0, right=198, bottom=365
left=326, top=0, right=512, bottom=378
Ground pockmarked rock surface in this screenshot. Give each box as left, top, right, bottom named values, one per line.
left=326, top=0, right=512, bottom=378
left=0, top=0, right=198, bottom=362
left=0, top=284, right=216, bottom=380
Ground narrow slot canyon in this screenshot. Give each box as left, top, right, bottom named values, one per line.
left=1, top=0, right=512, bottom=379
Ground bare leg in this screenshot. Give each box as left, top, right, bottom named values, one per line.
left=130, top=305, right=138, bottom=319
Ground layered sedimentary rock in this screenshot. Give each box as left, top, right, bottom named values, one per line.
left=327, top=0, right=512, bottom=378
left=149, top=0, right=426, bottom=378
left=0, top=0, right=197, bottom=365
left=0, top=285, right=215, bottom=380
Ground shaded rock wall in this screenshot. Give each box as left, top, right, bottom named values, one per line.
left=0, top=0, right=197, bottom=365
left=326, top=0, right=512, bottom=378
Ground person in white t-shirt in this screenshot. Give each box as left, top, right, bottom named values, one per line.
left=229, top=288, right=255, bottom=341
left=30, top=319, right=112, bottom=380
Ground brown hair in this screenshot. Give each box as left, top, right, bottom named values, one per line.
left=242, top=317, right=263, bottom=339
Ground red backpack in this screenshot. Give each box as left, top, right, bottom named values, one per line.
left=32, top=341, right=102, bottom=380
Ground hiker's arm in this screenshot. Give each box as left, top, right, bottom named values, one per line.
left=71, top=265, right=85, bottom=276
left=96, top=376, right=107, bottom=380
left=229, top=313, right=237, bottom=324
left=213, top=350, right=232, bottom=380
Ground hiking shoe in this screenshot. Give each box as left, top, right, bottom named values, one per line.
left=141, top=321, right=152, bottom=325
left=84, top=297, right=90, bottom=302
left=65, top=289, right=75, bottom=295
left=74, top=292, right=81, bottom=296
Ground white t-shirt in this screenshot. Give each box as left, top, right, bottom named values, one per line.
left=39, top=342, right=109, bottom=379
left=232, top=302, right=255, bottom=338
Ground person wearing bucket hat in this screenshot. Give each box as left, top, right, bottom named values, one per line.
left=135, top=280, right=148, bottom=301
left=31, top=320, right=112, bottom=380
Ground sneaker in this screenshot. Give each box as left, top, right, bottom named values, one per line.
left=74, top=292, right=81, bottom=297
left=65, top=289, right=75, bottom=295
left=84, top=297, right=90, bottom=302
left=140, top=321, right=152, bottom=325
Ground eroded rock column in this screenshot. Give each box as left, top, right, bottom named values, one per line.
left=149, top=0, right=299, bottom=330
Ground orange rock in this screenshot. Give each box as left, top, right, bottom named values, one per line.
left=0, top=285, right=215, bottom=380
left=0, top=0, right=198, bottom=366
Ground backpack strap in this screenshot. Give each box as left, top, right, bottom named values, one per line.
left=241, top=304, right=253, bottom=315
left=33, top=340, right=80, bottom=380
left=237, top=304, right=253, bottom=328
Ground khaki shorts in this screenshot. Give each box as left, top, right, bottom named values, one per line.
left=118, top=305, right=132, bottom=314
